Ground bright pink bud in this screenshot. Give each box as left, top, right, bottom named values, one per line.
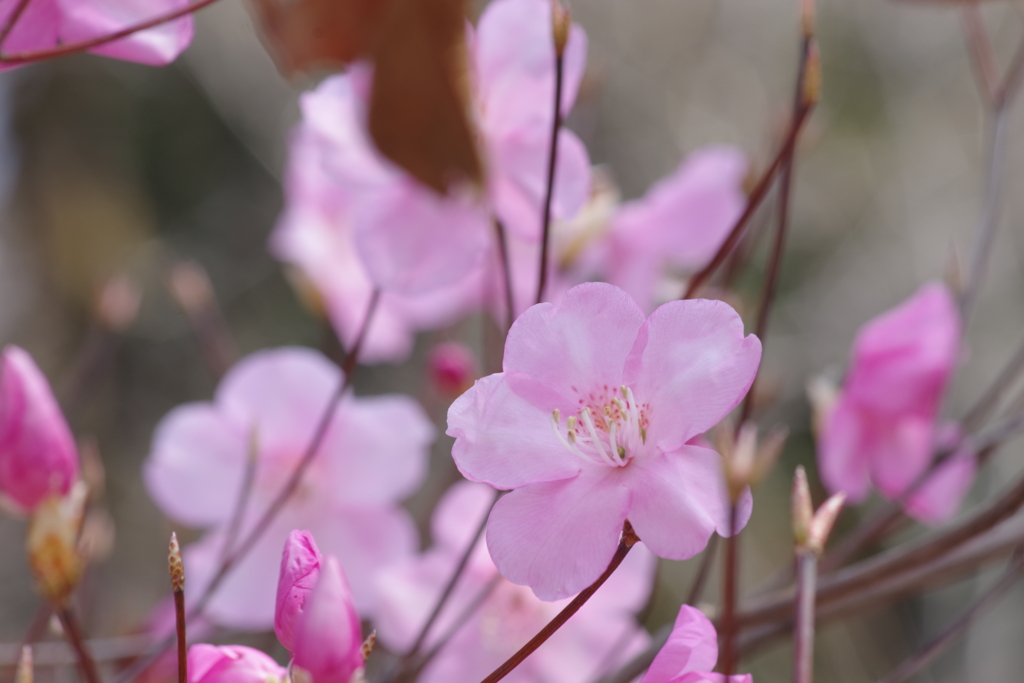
left=0, top=346, right=78, bottom=511
left=274, top=530, right=323, bottom=652
left=292, top=557, right=364, bottom=683
left=187, top=644, right=287, bottom=683
left=427, top=342, right=477, bottom=398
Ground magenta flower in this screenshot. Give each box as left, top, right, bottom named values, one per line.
left=187, top=645, right=286, bottom=683
left=639, top=605, right=752, bottom=683
left=606, top=147, right=747, bottom=313
left=818, top=282, right=964, bottom=520
left=291, top=556, right=365, bottom=683
left=144, top=346, right=433, bottom=628
left=427, top=342, right=478, bottom=399
left=374, top=481, right=655, bottom=683
left=0, top=346, right=79, bottom=512
left=274, top=530, right=322, bottom=652
left=448, top=283, right=760, bottom=599
left=0, top=0, right=193, bottom=66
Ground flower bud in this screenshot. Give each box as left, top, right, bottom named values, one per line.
left=427, top=342, right=477, bottom=398
left=807, top=492, right=846, bottom=555
left=792, top=466, right=813, bottom=549
left=26, top=482, right=87, bottom=605
left=96, top=274, right=142, bottom=332
left=292, top=557, right=364, bottom=683
left=551, top=0, right=571, bottom=57
left=0, top=346, right=79, bottom=511
left=187, top=644, right=287, bottom=683
left=274, top=530, right=323, bottom=652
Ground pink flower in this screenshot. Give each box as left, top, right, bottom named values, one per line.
left=639, top=605, right=752, bottom=683
left=187, top=645, right=286, bottom=683
left=374, top=481, right=655, bottom=683
left=818, top=282, right=964, bottom=520
left=291, top=556, right=365, bottom=683
left=143, top=346, right=433, bottom=628
left=0, top=346, right=79, bottom=511
left=0, top=0, right=193, bottom=66
left=274, top=530, right=322, bottom=652
left=427, top=342, right=478, bottom=398
left=606, top=147, right=747, bottom=313
left=447, top=283, right=760, bottom=599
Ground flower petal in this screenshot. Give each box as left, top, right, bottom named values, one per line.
left=904, top=447, right=977, bottom=524
left=640, top=605, right=719, bottom=683
left=817, top=397, right=871, bottom=503
left=59, top=0, right=193, bottom=65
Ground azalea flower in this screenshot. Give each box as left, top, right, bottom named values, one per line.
left=187, top=645, right=287, bottom=683
left=448, top=282, right=760, bottom=599
left=0, top=346, right=79, bottom=512
left=374, top=481, right=655, bottom=683
left=639, top=605, right=752, bottom=683
left=0, top=0, right=193, bottom=66
left=143, top=346, right=433, bottom=628
left=817, top=282, right=965, bottom=521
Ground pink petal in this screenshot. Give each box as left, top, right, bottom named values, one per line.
left=187, top=644, right=287, bottom=683
left=503, top=282, right=647, bottom=404
left=640, top=605, right=719, bottom=683
left=486, top=468, right=630, bottom=600
left=0, top=0, right=59, bottom=55
left=625, top=445, right=740, bottom=561
left=817, top=396, right=871, bottom=503
left=59, top=0, right=194, bottom=65
left=868, top=414, right=935, bottom=499
left=448, top=373, right=582, bottom=490
left=292, top=557, right=364, bottom=683
left=274, top=530, right=323, bottom=652
left=904, top=447, right=977, bottom=524
left=430, top=480, right=497, bottom=551
left=627, top=298, right=761, bottom=452
left=143, top=403, right=246, bottom=527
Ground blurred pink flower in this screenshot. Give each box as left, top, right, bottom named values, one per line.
left=639, top=605, right=752, bottom=683
left=606, top=147, right=747, bottom=313
left=291, top=555, right=365, bottom=683
left=818, top=282, right=964, bottom=520
left=274, top=529, right=322, bottom=652
left=427, top=342, right=479, bottom=398
left=375, top=481, right=655, bottom=683
left=447, top=283, right=760, bottom=599
left=0, top=346, right=79, bottom=512
left=144, top=346, right=433, bottom=628
left=0, top=0, right=193, bottom=66
left=187, top=645, right=286, bottom=683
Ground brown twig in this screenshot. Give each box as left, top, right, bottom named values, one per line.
left=57, top=609, right=101, bottom=683
left=493, top=220, right=516, bottom=332
left=168, top=534, right=186, bottom=683
left=686, top=536, right=719, bottom=606
left=479, top=523, right=638, bottom=683
left=534, top=32, right=566, bottom=305
left=720, top=505, right=741, bottom=675
left=793, top=551, right=817, bottom=683
left=218, top=431, right=260, bottom=565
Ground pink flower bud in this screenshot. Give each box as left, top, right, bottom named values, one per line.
left=427, top=342, right=477, bottom=398
left=292, top=557, right=364, bottom=683
left=187, top=644, right=287, bottom=683
left=0, top=346, right=78, bottom=511
left=274, top=530, right=323, bottom=652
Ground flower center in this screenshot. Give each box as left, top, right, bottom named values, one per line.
left=550, top=385, right=649, bottom=468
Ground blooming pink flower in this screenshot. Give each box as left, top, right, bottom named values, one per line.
left=291, top=555, right=365, bottom=683
left=0, top=346, right=79, bottom=511
left=606, top=147, right=747, bottom=313
left=144, top=346, right=433, bottom=628
left=0, top=0, right=193, bottom=66
left=639, top=605, right=752, bottom=683
left=274, top=530, right=322, bottom=652
left=818, top=282, right=964, bottom=520
left=374, top=481, right=655, bottom=683
left=448, top=283, right=760, bottom=599
left=427, top=342, right=478, bottom=398
left=187, top=645, right=287, bottom=683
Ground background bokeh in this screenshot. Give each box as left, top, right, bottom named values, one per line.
left=2, top=0, right=1024, bottom=681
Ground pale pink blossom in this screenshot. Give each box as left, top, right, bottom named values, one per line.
left=448, top=283, right=760, bottom=599
left=639, top=605, right=752, bottom=683
left=374, top=481, right=655, bottom=683
left=187, top=645, right=287, bottom=683
left=818, top=282, right=964, bottom=521
left=0, top=346, right=79, bottom=511
left=274, top=530, right=322, bottom=652
left=144, top=347, right=433, bottom=628
left=0, top=0, right=193, bottom=66
left=291, top=556, right=365, bottom=683
left=606, top=147, right=747, bottom=313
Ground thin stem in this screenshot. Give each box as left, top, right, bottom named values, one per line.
left=173, top=591, right=186, bottom=683
left=793, top=551, right=817, bottom=683
left=0, top=0, right=33, bottom=50
left=0, top=0, right=220, bottom=64
left=875, top=549, right=1024, bottom=683
left=493, top=220, right=516, bottom=332
left=534, top=50, right=565, bottom=305
left=57, top=609, right=101, bottom=683
left=412, top=574, right=503, bottom=676
left=687, top=535, right=719, bottom=606
left=218, top=433, right=260, bottom=565
left=720, top=505, right=740, bottom=675
left=962, top=331, right=1024, bottom=431
left=479, top=524, right=638, bottom=683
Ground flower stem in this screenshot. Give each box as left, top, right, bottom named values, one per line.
left=493, top=220, right=516, bottom=332
left=720, top=504, right=740, bottom=675
left=534, top=48, right=565, bottom=305
left=685, top=535, right=719, bottom=606
left=57, top=608, right=101, bottom=683
left=793, top=550, right=817, bottom=683
left=479, top=522, right=638, bottom=683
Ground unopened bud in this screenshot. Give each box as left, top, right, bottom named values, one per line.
left=807, top=492, right=846, bottom=555
left=427, top=342, right=478, bottom=398
left=724, top=422, right=758, bottom=503
left=792, top=466, right=813, bottom=548
left=806, top=373, right=838, bottom=440
left=802, top=40, right=821, bottom=109
left=552, top=0, right=571, bottom=57
left=166, top=261, right=214, bottom=318
left=15, top=646, right=32, bottom=683
left=169, top=532, right=185, bottom=594
left=360, top=630, right=376, bottom=662
left=27, top=482, right=87, bottom=605
left=95, top=274, right=141, bottom=332
left=801, top=0, right=815, bottom=40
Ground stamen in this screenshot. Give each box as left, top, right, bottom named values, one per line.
left=580, top=408, right=616, bottom=467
